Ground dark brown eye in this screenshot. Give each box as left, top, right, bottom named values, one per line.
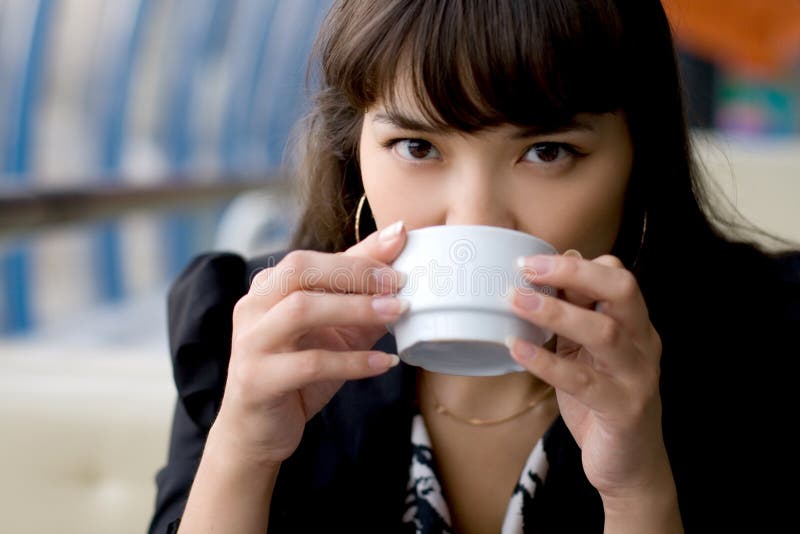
left=396, top=139, right=439, bottom=160
left=529, top=143, right=562, bottom=163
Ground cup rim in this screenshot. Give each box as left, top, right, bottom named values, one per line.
left=405, top=224, right=557, bottom=251
left=408, top=224, right=549, bottom=240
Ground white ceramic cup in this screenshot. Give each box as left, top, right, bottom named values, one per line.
left=386, top=224, right=558, bottom=376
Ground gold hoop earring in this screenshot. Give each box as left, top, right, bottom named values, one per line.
left=355, top=193, right=368, bottom=243
left=631, top=210, right=648, bottom=270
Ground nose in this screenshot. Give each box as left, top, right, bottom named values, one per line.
left=444, top=167, right=516, bottom=229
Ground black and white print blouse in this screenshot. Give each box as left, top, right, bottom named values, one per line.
left=402, top=410, right=550, bottom=533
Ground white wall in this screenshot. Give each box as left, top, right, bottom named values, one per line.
left=694, top=133, right=800, bottom=251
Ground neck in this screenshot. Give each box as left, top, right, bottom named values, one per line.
left=417, top=336, right=556, bottom=420
left=419, top=370, right=546, bottom=419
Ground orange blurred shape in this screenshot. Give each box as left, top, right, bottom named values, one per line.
left=662, top=0, right=800, bottom=76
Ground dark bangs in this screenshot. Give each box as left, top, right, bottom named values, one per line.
left=320, top=0, right=627, bottom=131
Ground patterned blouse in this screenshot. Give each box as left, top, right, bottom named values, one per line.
left=402, top=410, right=550, bottom=533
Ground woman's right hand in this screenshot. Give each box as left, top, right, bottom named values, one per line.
left=210, top=220, right=409, bottom=468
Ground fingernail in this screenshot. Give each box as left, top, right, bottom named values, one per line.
left=379, top=220, right=404, bottom=242
left=372, top=296, right=410, bottom=318
left=505, top=335, right=536, bottom=361
left=517, top=255, right=553, bottom=275
left=513, top=291, right=543, bottom=311
left=368, top=352, right=400, bottom=369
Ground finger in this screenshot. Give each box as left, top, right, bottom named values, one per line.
left=517, top=253, right=650, bottom=336
left=255, top=291, right=410, bottom=347
left=260, top=349, right=401, bottom=396
left=557, top=249, right=595, bottom=310
left=342, top=219, right=408, bottom=265
left=586, top=255, right=662, bottom=356
left=505, top=335, right=618, bottom=412
left=245, top=249, right=406, bottom=311
left=508, top=288, right=639, bottom=372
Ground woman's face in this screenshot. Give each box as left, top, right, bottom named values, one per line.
left=358, top=98, right=634, bottom=257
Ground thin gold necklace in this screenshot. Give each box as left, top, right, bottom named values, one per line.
left=427, top=381, right=555, bottom=427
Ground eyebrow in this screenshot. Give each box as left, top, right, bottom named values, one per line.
left=510, top=118, right=596, bottom=139
left=372, top=112, right=444, bottom=134
left=372, top=112, right=597, bottom=138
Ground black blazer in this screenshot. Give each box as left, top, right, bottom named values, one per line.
left=149, top=247, right=800, bottom=533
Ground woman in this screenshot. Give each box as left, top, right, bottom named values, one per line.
left=150, top=1, right=800, bottom=532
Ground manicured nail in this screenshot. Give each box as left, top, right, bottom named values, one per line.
left=505, top=335, right=537, bottom=361
left=372, top=296, right=410, bottom=318
left=513, top=291, right=543, bottom=311
left=368, top=352, right=400, bottom=369
left=379, top=220, right=404, bottom=242
left=517, top=255, right=553, bottom=276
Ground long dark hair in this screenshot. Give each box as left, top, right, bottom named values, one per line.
left=283, top=2, right=799, bottom=527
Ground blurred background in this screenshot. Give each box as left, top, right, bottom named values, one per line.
left=0, top=1, right=797, bottom=533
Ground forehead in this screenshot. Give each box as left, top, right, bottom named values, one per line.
left=367, top=81, right=607, bottom=138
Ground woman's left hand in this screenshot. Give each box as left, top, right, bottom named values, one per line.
left=506, top=253, right=674, bottom=509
